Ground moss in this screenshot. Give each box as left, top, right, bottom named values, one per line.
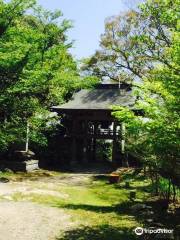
left=0, top=169, right=152, bottom=239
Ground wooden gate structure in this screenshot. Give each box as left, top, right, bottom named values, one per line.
left=52, top=83, right=136, bottom=165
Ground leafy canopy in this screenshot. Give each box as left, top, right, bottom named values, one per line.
left=0, top=0, right=98, bottom=151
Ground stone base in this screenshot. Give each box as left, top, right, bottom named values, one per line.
left=0, top=160, right=39, bottom=172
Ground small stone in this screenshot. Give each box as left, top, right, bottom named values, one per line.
left=145, top=219, right=154, bottom=223
left=125, top=181, right=130, bottom=188
left=147, top=210, right=154, bottom=215
left=4, top=168, right=14, bottom=173
left=131, top=203, right=147, bottom=212
left=0, top=177, right=9, bottom=183
left=129, top=190, right=136, bottom=200
left=146, top=206, right=153, bottom=210
left=139, top=210, right=154, bottom=218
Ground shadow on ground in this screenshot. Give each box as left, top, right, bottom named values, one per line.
left=41, top=162, right=115, bottom=174
left=56, top=224, right=137, bottom=240
left=55, top=201, right=179, bottom=240
left=54, top=201, right=132, bottom=215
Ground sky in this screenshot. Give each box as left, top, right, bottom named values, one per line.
left=37, top=0, right=140, bottom=59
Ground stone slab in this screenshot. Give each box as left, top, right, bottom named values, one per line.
left=0, top=160, right=39, bottom=172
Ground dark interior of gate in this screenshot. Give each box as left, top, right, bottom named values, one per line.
left=51, top=83, right=140, bottom=167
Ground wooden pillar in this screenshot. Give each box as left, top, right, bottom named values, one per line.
left=92, top=122, right=98, bottom=162
left=82, top=139, right=88, bottom=163
left=112, top=140, right=117, bottom=163
left=112, top=122, right=125, bottom=166
left=121, top=122, right=129, bottom=167
left=121, top=122, right=125, bottom=154
left=71, top=118, right=77, bottom=163
left=72, top=137, right=77, bottom=162
left=112, top=121, right=117, bottom=162
left=92, top=137, right=97, bottom=162
left=82, top=120, right=88, bottom=163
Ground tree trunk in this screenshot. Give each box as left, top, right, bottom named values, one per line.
left=25, top=121, right=30, bottom=152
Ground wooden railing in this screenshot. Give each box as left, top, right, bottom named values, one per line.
left=88, top=129, right=120, bottom=136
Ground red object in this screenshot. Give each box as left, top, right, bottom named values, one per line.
left=109, top=173, right=119, bottom=183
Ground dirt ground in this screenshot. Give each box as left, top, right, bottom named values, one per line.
left=0, top=171, right=94, bottom=240
left=0, top=201, right=74, bottom=240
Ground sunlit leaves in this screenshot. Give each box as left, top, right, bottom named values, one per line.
left=112, top=0, right=180, bottom=182
left=0, top=0, right=81, bottom=151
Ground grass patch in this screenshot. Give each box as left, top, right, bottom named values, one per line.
left=0, top=169, right=64, bottom=182
left=0, top=169, right=154, bottom=239
left=57, top=224, right=138, bottom=240
left=10, top=170, right=148, bottom=240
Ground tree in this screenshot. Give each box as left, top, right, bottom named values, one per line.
left=82, top=0, right=179, bottom=198
left=0, top=0, right=98, bottom=153
left=82, top=10, right=145, bottom=83
left=82, top=0, right=178, bottom=84
left=112, top=0, right=180, bottom=199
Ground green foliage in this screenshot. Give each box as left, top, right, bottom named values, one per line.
left=0, top=0, right=98, bottom=152
left=81, top=9, right=153, bottom=82
left=158, top=177, right=179, bottom=198
left=112, top=0, right=180, bottom=190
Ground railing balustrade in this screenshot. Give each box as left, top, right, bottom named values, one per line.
left=88, top=129, right=120, bottom=136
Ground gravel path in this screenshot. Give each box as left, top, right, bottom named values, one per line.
left=0, top=172, right=93, bottom=240
left=0, top=170, right=108, bottom=240
left=0, top=201, right=74, bottom=240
